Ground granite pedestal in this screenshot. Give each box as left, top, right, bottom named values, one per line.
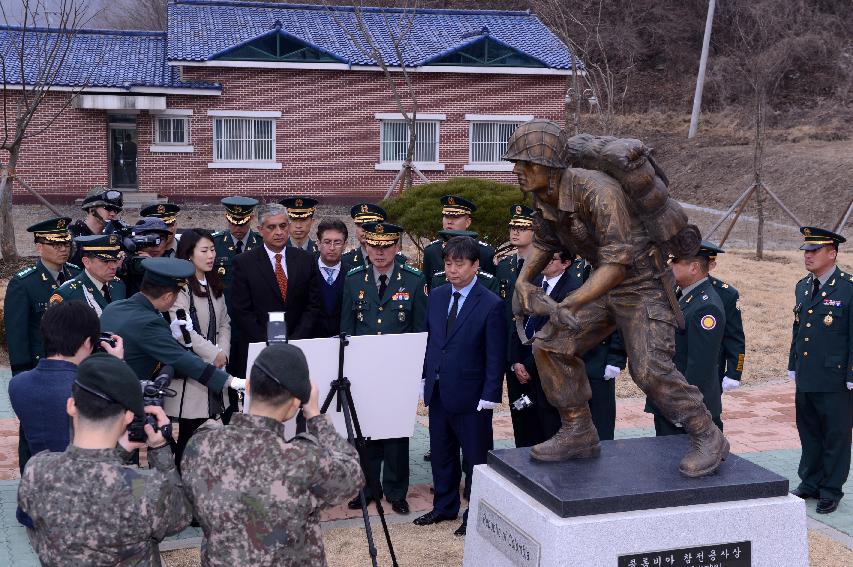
left=463, top=436, right=808, bottom=567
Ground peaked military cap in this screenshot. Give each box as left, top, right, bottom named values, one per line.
left=133, top=217, right=171, bottom=235
left=251, top=343, right=311, bottom=403
left=140, top=203, right=180, bottom=225
left=221, top=196, right=259, bottom=225
left=438, top=229, right=479, bottom=241
left=74, top=353, right=145, bottom=416
left=74, top=234, right=122, bottom=260
left=441, top=195, right=476, bottom=217
left=280, top=196, right=318, bottom=218
left=697, top=241, right=725, bottom=259
left=28, top=217, right=72, bottom=243
left=141, top=257, right=194, bottom=287
left=799, top=226, right=846, bottom=251
left=362, top=222, right=403, bottom=247
left=508, top=204, right=535, bottom=229
left=81, top=186, right=123, bottom=211
left=350, top=203, right=386, bottom=224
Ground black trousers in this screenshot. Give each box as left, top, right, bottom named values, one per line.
left=795, top=390, right=852, bottom=501
left=175, top=417, right=207, bottom=471
left=506, top=368, right=541, bottom=448
left=362, top=437, right=409, bottom=502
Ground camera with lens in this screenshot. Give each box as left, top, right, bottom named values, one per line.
left=511, top=394, right=533, bottom=411
left=103, top=219, right=163, bottom=255
left=97, top=332, right=116, bottom=352
left=127, top=365, right=177, bottom=442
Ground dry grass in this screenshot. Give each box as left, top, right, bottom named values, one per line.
left=161, top=526, right=851, bottom=566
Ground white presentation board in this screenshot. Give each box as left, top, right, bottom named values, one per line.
left=246, top=332, right=427, bottom=441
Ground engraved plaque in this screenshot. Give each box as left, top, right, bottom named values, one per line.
left=619, top=541, right=751, bottom=567
left=476, top=501, right=540, bottom=567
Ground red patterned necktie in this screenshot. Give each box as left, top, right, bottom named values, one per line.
left=274, top=253, right=288, bottom=303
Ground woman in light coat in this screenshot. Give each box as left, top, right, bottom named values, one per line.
left=167, top=228, right=231, bottom=466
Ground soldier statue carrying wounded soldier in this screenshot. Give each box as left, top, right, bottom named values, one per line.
left=504, top=120, right=729, bottom=478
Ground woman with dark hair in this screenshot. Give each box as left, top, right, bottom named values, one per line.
left=167, top=228, right=231, bottom=466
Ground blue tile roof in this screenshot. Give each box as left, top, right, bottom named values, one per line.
left=0, top=27, right=219, bottom=91
left=167, top=0, right=580, bottom=69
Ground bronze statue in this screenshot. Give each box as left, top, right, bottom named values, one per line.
left=503, top=120, right=729, bottom=478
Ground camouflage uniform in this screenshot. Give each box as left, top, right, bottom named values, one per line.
left=182, top=413, right=363, bottom=566
left=18, top=444, right=191, bottom=566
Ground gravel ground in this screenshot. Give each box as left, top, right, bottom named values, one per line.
left=160, top=527, right=851, bottom=566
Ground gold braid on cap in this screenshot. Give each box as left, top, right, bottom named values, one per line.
left=225, top=212, right=253, bottom=225
left=442, top=205, right=471, bottom=217
left=35, top=231, right=72, bottom=243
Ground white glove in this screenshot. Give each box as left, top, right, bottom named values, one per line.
left=722, top=377, right=740, bottom=392
left=419, top=379, right=425, bottom=401
left=847, top=382, right=853, bottom=391
left=229, top=377, right=247, bottom=391
left=603, top=365, right=620, bottom=380
left=787, top=370, right=796, bottom=381
left=477, top=399, right=498, bottom=411
left=169, top=318, right=189, bottom=341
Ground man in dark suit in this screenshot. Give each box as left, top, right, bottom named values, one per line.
left=315, top=218, right=352, bottom=337
left=512, top=250, right=625, bottom=443
left=231, top=203, right=322, bottom=376
left=414, top=236, right=507, bottom=537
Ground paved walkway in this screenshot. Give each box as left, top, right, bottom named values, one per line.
left=0, top=370, right=850, bottom=563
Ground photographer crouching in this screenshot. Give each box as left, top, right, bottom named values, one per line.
left=100, top=258, right=246, bottom=442
left=17, top=353, right=192, bottom=564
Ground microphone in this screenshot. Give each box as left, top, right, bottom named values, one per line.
left=175, top=308, right=193, bottom=347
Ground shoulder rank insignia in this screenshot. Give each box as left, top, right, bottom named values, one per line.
left=479, top=271, right=494, bottom=279
left=347, top=265, right=367, bottom=276
left=15, top=266, right=36, bottom=278
left=700, top=314, right=717, bottom=330
left=402, top=264, right=422, bottom=276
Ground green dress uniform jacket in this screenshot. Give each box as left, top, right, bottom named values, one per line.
left=710, top=276, right=746, bottom=382
left=648, top=277, right=726, bottom=433
left=4, top=260, right=79, bottom=374
left=341, top=247, right=407, bottom=270
left=49, top=271, right=126, bottom=316
left=212, top=230, right=262, bottom=293
left=100, top=293, right=230, bottom=392
left=339, top=262, right=427, bottom=503
left=422, top=238, right=495, bottom=284
left=287, top=237, right=319, bottom=255
left=430, top=270, right=499, bottom=295
left=787, top=267, right=853, bottom=501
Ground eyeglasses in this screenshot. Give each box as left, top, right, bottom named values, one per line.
left=102, top=205, right=123, bottom=214
left=320, top=239, right=346, bottom=248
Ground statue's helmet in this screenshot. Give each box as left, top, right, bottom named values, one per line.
left=502, top=119, right=566, bottom=169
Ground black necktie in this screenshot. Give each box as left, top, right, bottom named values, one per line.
left=102, top=284, right=112, bottom=303
left=447, top=291, right=461, bottom=334
left=235, top=240, right=243, bottom=254
left=518, top=258, right=525, bottom=273
left=812, top=278, right=820, bottom=298
left=57, top=271, right=66, bottom=285
left=675, top=287, right=683, bottom=300
left=378, top=274, right=388, bottom=299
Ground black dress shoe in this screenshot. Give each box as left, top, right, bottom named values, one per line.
left=348, top=495, right=373, bottom=510
left=391, top=499, right=410, bottom=515
left=413, top=510, right=457, bottom=526
left=423, top=450, right=431, bottom=461
left=816, top=498, right=839, bottom=514
left=453, top=521, right=467, bottom=537
left=790, top=487, right=818, bottom=499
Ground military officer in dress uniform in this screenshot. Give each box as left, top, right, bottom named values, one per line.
left=340, top=222, right=427, bottom=515
left=5, top=218, right=79, bottom=375
left=212, top=196, right=263, bottom=294
left=704, top=244, right=747, bottom=392
left=421, top=195, right=495, bottom=282
left=280, top=196, right=319, bottom=254
left=343, top=203, right=387, bottom=268
left=788, top=227, right=852, bottom=515
left=140, top=203, right=181, bottom=257
left=647, top=244, right=726, bottom=435
left=49, top=235, right=126, bottom=317
left=68, top=187, right=123, bottom=266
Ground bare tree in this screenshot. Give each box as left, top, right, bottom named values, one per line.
left=532, top=0, right=641, bottom=135
left=327, top=1, right=425, bottom=198
left=0, top=0, right=94, bottom=260
left=100, top=0, right=166, bottom=30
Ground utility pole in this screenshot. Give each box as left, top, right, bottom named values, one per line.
left=688, top=0, right=716, bottom=139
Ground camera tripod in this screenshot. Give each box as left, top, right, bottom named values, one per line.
left=321, top=333, right=398, bottom=567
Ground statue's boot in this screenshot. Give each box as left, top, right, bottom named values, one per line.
left=529, top=405, right=600, bottom=462
left=679, top=414, right=730, bottom=478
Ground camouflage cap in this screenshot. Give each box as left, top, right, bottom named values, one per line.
left=74, top=353, right=144, bottom=416
left=251, top=343, right=311, bottom=403
left=81, top=187, right=123, bottom=211
left=503, top=119, right=566, bottom=169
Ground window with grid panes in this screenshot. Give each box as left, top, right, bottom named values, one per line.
left=155, top=117, right=189, bottom=145
left=380, top=120, right=439, bottom=163
left=213, top=117, right=275, bottom=161
left=469, top=121, right=521, bottom=163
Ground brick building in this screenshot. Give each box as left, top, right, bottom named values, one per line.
left=1, top=0, right=577, bottom=203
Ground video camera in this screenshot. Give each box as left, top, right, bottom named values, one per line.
left=103, top=219, right=164, bottom=255
left=127, top=365, right=177, bottom=442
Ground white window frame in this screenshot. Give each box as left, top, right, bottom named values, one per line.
left=207, top=110, right=282, bottom=169
left=150, top=109, right=193, bottom=153
left=464, top=114, right=533, bottom=171
left=375, top=113, right=445, bottom=171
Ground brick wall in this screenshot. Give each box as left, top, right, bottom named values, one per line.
left=8, top=67, right=566, bottom=202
